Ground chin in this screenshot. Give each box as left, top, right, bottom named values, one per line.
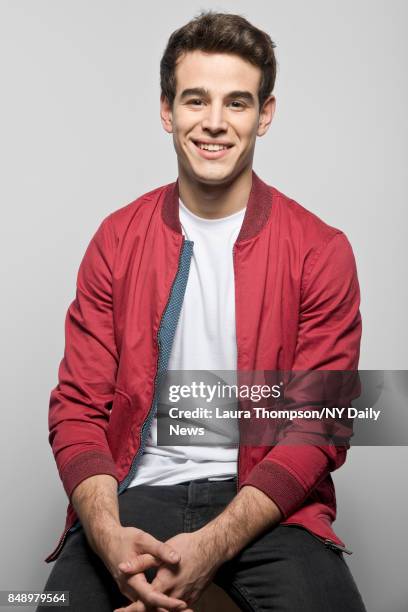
left=188, top=162, right=236, bottom=186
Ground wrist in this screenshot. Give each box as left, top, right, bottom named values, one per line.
left=198, top=520, right=233, bottom=565
left=86, top=518, right=122, bottom=559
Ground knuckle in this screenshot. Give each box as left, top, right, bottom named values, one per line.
left=139, top=558, right=149, bottom=572
left=132, top=527, right=142, bottom=538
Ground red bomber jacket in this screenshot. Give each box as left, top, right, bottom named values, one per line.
left=45, top=170, right=362, bottom=562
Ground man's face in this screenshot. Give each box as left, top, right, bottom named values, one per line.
left=160, top=50, right=275, bottom=185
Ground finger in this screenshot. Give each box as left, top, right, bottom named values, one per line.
left=150, top=574, right=171, bottom=593
left=119, top=599, right=186, bottom=612
left=118, top=553, right=160, bottom=574
left=128, top=573, right=188, bottom=610
left=155, top=608, right=191, bottom=612
left=143, top=589, right=187, bottom=610
left=114, top=599, right=149, bottom=612
left=156, top=608, right=193, bottom=612
left=120, top=573, right=150, bottom=608
left=113, top=603, right=144, bottom=612
left=137, top=532, right=181, bottom=564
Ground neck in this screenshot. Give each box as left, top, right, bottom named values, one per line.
left=177, top=166, right=253, bottom=219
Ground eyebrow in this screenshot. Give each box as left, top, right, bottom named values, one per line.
left=179, top=87, right=255, bottom=104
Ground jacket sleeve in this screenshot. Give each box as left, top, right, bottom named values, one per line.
left=240, top=231, right=362, bottom=518
left=48, top=215, right=120, bottom=501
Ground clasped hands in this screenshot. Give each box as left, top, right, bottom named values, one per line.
left=106, top=525, right=224, bottom=612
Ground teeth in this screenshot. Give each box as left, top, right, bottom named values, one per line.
left=197, top=143, right=229, bottom=151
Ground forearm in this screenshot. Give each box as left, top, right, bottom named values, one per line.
left=71, top=473, right=121, bottom=557
left=200, top=485, right=282, bottom=562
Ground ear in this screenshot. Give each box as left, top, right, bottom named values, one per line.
left=160, top=94, right=173, bottom=134
left=257, top=95, right=276, bottom=137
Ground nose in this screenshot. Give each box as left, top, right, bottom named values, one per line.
left=200, top=102, right=228, bottom=134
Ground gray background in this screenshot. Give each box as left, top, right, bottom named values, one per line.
left=0, top=1, right=407, bottom=610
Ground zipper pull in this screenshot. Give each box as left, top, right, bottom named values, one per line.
left=324, top=539, right=353, bottom=555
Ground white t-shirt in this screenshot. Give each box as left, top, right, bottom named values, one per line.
left=127, top=199, right=246, bottom=487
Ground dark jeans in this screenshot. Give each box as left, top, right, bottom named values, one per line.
left=38, top=478, right=367, bottom=611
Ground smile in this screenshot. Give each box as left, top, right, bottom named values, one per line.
left=191, top=140, right=234, bottom=159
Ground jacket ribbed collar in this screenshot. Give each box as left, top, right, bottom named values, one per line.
left=162, top=170, right=272, bottom=243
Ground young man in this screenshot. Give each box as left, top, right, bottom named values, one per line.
left=39, top=11, right=367, bottom=612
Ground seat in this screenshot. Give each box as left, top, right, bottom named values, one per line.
left=195, top=582, right=241, bottom=611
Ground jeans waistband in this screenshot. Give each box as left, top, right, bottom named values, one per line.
left=178, top=476, right=237, bottom=486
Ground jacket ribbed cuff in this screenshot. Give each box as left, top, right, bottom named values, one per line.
left=61, top=450, right=119, bottom=500
left=240, top=460, right=307, bottom=519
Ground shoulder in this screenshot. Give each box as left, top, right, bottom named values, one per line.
left=267, top=183, right=357, bottom=284
left=270, top=184, right=342, bottom=245
left=82, top=182, right=172, bottom=261
left=104, top=182, right=171, bottom=234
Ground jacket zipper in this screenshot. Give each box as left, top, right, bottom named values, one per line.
left=282, top=523, right=353, bottom=554
left=118, top=236, right=192, bottom=494
left=45, top=528, right=70, bottom=562
left=323, top=538, right=353, bottom=555
left=45, top=512, right=82, bottom=562
left=233, top=244, right=241, bottom=494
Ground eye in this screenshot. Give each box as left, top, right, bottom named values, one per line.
left=187, top=98, right=204, bottom=106
left=229, top=100, right=246, bottom=109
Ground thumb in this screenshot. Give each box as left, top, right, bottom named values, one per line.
left=118, top=553, right=159, bottom=574
left=143, top=535, right=181, bottom=564
left=158, top=542, right=181, bottom=564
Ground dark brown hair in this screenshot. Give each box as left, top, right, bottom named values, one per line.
left=160, top=11, right=277, bottom=109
